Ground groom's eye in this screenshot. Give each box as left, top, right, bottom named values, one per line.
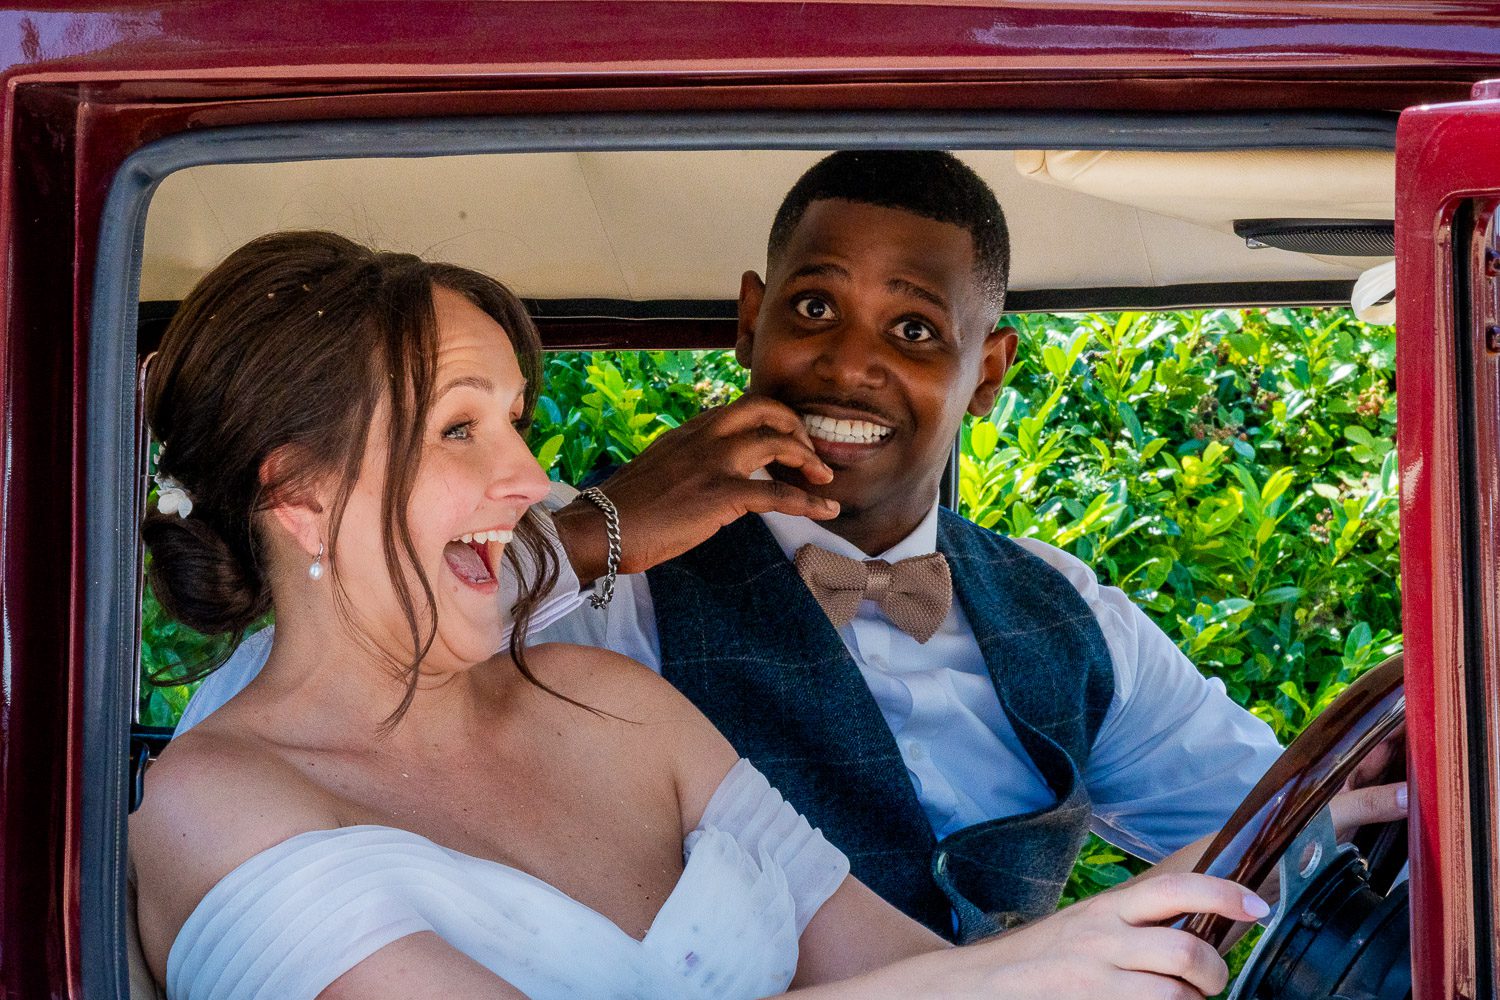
left=893, top=319, right=935, bottom=343
left=793, top=296, right=835, bottom=321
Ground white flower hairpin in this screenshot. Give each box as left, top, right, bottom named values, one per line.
left=152, top=444, right=194, bottom=519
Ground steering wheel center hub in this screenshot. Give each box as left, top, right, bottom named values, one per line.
left=1232, top=809, right=1410, bottom=1000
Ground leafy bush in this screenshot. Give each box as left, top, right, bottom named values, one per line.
left=975, top=309, right=1399, bottom=744
left=139, top=307, right=1400, bottom=970
left=529, top=349, right=744, bottom=485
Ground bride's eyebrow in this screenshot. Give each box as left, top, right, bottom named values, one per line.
left=435, top=375, right=495, bottom=401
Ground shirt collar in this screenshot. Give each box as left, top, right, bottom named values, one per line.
left=760, top=501, right=940, bottom=563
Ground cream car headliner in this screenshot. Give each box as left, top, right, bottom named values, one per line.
left=139, top=148, right=1393, bottom=306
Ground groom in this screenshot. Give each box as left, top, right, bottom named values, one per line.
left=539, top=151, right=1288, bottom=941
left=180, top=151, right=1297, bottom=940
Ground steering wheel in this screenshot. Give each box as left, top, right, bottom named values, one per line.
left=1183, top=653, right=1408, bottom=1000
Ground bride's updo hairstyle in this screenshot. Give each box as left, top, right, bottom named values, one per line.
left=143, top=230, right=560, bottom=721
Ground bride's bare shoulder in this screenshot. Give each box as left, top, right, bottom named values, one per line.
left=518, top=641, right=696, bottom=718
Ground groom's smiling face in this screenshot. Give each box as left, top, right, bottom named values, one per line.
left=735, top=198, right=1016, bottom=554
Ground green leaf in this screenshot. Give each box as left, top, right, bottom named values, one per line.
left=534, top=434, right=565, bottom=471
left=1327, top=362, right=1359, bottom=387
left=1344, top=621, right=1374, bottom=659
left=1261, top=467, right=1296, bottom=506
left=970, top=421, right=999, bottom=460
left=1117, top=403, right=1146, bottom=447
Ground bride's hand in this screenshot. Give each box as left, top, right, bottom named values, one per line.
left=959, top=873, right=1267, bottom=998
left=856, top=873, right=1268, bottom=1000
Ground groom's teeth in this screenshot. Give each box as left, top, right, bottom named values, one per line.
left=802, top=413, right=893, bottom=445
left=460, top=532, right=474, bottom=544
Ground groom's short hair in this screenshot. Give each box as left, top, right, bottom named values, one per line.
left=766, top=150, right=1011, bottom=310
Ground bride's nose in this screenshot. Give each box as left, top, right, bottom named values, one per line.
left=485, top=426, right=552, bottom=507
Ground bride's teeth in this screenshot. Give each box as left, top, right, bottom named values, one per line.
left=455, top=528, right=516, bottom=545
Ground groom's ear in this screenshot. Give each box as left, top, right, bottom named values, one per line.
left=260, top=446, right=327, bottom=559
left=735, top=270, right=766, bottom=369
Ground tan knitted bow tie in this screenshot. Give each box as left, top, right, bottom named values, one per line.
left=793, top=544, right=953, bottom=644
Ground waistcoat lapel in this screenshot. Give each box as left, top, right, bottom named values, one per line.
left=931, top=508, right=1114, bottom=939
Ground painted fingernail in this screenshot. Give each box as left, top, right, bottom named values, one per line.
left=1243, top=893, right=1270, bottom=919
left=1397, top=783, right=1409, bottom=810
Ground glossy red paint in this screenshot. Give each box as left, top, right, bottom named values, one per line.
left=1397, top=82, right=1500, bottom=1000
left=9, top=2, right=1500, bottom=113
left=8, top=2, right=1500, bottom=997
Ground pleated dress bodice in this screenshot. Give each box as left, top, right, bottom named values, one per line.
left=166, top=759, right=849, bottom=1000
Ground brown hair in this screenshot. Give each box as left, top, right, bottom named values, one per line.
left=143, top=230, right=562, bottom=726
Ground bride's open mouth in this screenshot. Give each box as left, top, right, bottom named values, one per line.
left=443, top=527, right=513, bottom=593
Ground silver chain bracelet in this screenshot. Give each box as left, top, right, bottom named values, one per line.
left=578, top=486, right=621, bottom=609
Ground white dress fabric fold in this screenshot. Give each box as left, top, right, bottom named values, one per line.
left=165, top=759, right=849, bottom=1000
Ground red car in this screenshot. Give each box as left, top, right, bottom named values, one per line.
left=1, top=2, right=1496, bottom=996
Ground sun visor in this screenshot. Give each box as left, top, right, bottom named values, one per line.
left=1013, top=149, right=1394, bottom=237
left=1352, top=260, right=1397, bottom=325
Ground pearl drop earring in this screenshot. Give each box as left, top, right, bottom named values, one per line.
left=308, top=542, right=325, bottom=581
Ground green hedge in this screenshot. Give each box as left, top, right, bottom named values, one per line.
left=140, top=308, right=1400, bottom=946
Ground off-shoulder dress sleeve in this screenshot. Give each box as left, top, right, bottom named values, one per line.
left=685, top=758, right=851, bottom=936
left=166, top=829, right=435, bottom=1000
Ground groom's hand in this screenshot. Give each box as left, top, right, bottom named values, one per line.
left=552, top=396, right=840, bottom=583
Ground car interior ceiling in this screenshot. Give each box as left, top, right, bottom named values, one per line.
left=138, top=147, right=1396, bottom=323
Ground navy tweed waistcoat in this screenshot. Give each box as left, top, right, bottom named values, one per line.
left=647, top=510, right=1114, bottom=942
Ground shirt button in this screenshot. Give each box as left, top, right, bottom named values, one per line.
left=905, top=739, right=927, bottom=762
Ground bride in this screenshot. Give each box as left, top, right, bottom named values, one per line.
left=130, top=230, right=1265, bottom=1000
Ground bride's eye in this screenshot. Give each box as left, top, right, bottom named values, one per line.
left=443, top=420, right=474, bottom=441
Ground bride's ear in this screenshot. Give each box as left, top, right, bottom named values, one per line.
left=259, top=445, right=328, bottom=559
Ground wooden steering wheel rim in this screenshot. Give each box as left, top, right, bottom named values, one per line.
left=1183, top=653, right=1405, bottom=948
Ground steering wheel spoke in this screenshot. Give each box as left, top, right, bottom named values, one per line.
left=1229, top=806, right=1352, bottom=999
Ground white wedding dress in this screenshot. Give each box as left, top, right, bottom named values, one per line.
left=165, top=759, right=850, bottom=1000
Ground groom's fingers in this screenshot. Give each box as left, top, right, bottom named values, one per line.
left=712, top=396, right=817, bottom=450
left=725, top=429, right=833, bottom=483
left=736, top=478, right=840, bottom=520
